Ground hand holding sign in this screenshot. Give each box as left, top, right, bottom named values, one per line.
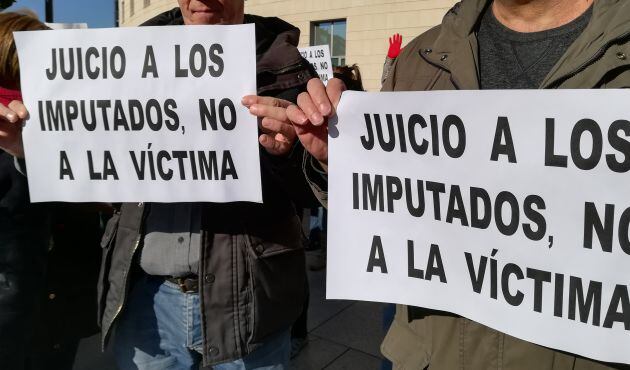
left=14, top=25, right=262, bottom=203
left=328, top=89, right=630, bottom=365
left=287, top=77, right=345, bottom=168
left=0, top=100, right=27, bottom=158
left=242, top=95, right=297, bottom=156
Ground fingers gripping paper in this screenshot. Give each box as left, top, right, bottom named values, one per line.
left=14, top=25, right=261, bottom=203
left=328, top=90, right=630, bottom=364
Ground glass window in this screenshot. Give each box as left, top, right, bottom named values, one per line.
left=311, top=19, right=346, bottom=67
left=313, top=22, right=331, bottom=47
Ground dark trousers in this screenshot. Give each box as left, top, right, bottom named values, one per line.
left=291, top=278, right=310, bottom=340
left=0, top=223, right=49, bottom=370
left=26, top=338, right=80, bottom=370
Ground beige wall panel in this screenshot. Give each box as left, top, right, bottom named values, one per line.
left=119, top=0, right=177, bottom=27
left=245, top=0, right=456, bottom=90
left=119, top=0, right=457, bottom=90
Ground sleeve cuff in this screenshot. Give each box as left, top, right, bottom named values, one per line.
left=302, top=151, right=328, bottom=208
left=14, top=156, right=27, bottom=176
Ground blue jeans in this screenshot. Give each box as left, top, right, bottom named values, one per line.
left=113, top=274, right=290, bottom=370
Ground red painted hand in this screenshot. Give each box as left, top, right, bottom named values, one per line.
left=387, top=33, right=403, bottom=59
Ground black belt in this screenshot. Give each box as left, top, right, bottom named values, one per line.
left=165, top=276, right=199, bottom=293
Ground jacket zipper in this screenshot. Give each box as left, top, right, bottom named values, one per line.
left=545, top=31, right=630, bottom=89
left=101, top=235, right=142, bottom=351
left=101, top=204, right=148, bottom=351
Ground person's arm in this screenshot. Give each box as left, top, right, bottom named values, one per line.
left=242, top=88, right=321, bottom=208
left=382, top=33, right=403, bottom=85
left=13, top=156, right=26, bottom=176
left=0, top=100, right=27, bottom=159
left=285, top=78, right=346, bottom=209
left=0, top=101, right=28, bottom=176
left=382, top=57, right=396, bottom=85
left=302, top=149, right=328, bottom=207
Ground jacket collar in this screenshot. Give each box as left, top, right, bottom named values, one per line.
left=244, top=14, right=305, bottom=74
left=419, top=0, right=630, bottom=89
left=541, top=0, right=630, bottom=88
left=420, top=0, right=489, bottom=89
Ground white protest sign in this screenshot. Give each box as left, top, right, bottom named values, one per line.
left=299, top=45, right=333, bottom=83
left=14, top=25, right=261, bottom=203
left=328, top=90, right=630, bottom=364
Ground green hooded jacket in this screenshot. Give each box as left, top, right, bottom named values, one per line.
left=379, top=1, right=630, bottom=369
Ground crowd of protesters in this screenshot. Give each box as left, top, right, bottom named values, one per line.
left=2, top=0, right=630, bottom=369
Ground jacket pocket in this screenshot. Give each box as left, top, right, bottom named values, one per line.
left=381, top=311, right=431, bottom=370
left=96, top=213, right=119, bottom=327
left=244, top=225, right=306, bottom=345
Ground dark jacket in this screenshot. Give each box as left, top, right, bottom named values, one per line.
left=98, top=9, right=318, bottom=367
left=26, top=204, right=106, bottom=370
left=0, top=151, right=49, bottom=369
left=1, top=92, right=104, bottom=367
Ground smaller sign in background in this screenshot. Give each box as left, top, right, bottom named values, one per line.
left=299, top=45, right=334, bottom=84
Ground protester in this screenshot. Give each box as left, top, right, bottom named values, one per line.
left=304, top=63, right=365, bottom=272
left=333, top=62, right=399, bottom=370
left=382, top=33, right=402, bottom=84
left=0, top=12, right=109, bottom=370
left=290, top=62, right=366, bottom=358
left=0, top=12, right=51, bottom=370
left=0, top=1, right=318, bottom=370
left=108, top=1, right=320, bottom=368
left=287, top=0, right=630, bottom=368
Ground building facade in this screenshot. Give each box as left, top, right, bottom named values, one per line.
left=118, top=0, right=458, bottom=91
